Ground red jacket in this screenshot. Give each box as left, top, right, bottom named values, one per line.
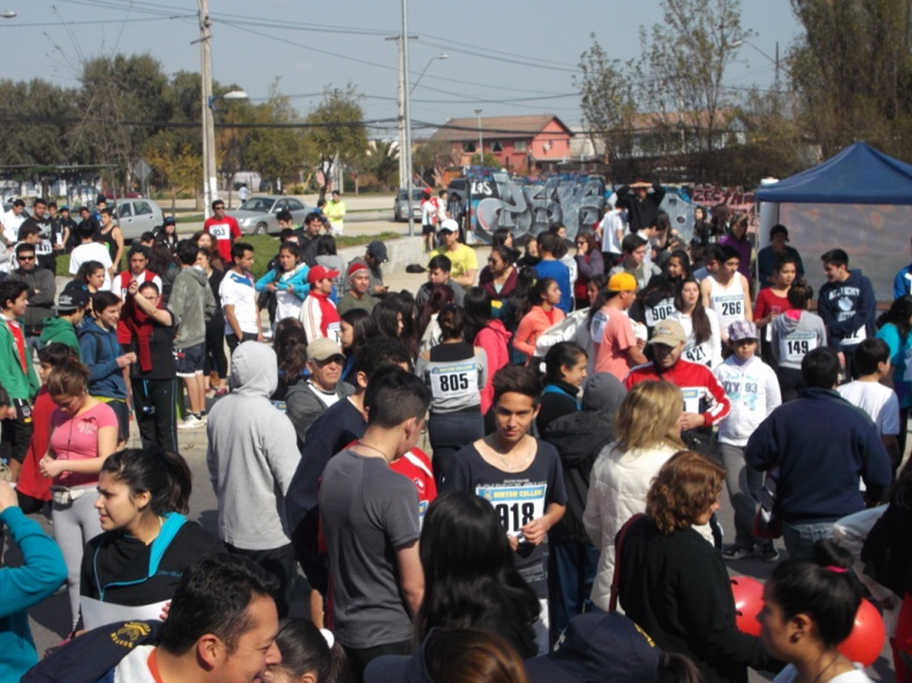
left=474, top=320, right=511, bottom=414
left=301, top=290, right=341, bottom=344
left=625, top=359, right=731, bottom=428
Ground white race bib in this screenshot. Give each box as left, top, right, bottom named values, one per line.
left=645, top=298, right=675, bottom=328
left=326, top=321, right=341, bottom=345
left=477, top=483, right=547, bottom=537
left=429, top=361, right=479, bottom=400
left=36, top=239, right=52, bottom=255
left=715, top=294, right=744, bottom=325
left=843, top=325, right=866, bottom=345
left=681, top=387, right=701, bottom=415
left=683, top=341, right=711, bottom=366
left=589, top=311, right=608, bottom=344
left=209, top=223, right=230, bottom=240
left=780, top=332, right=818, bottom=364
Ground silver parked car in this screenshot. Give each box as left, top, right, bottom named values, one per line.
left=114, top=198, right=164, bottom=241
left=229, top=196, right=310, bottom=235
left=394, top=188, right=426, bottom=222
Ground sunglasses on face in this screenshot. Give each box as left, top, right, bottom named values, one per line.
left=18, top=255, right=35, bottom=261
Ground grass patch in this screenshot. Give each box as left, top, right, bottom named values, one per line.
left=55, top=231, right=402, bottom=280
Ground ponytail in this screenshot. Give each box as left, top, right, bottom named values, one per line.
left=101, top=448, right=192, bottom=515
left=273, top=619, right=351, bottom=683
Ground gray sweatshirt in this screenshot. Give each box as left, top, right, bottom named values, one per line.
left=207, top=342, right=301, bottom=550
left=770, top=310, right=828, bottom=370
left=415, top=343, right=487, bottom=414
left=169, top=266, right=216, bottom=348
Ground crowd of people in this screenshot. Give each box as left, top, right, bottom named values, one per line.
left=0, top=184, right=909, bottom=683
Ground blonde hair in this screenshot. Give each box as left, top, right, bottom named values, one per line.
left=647, top=451, right=726, bottom=534
left=615, top=381, right=685, bottom=451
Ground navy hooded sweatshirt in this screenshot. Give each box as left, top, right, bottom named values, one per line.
left=817, top=269, right=876, bottom=351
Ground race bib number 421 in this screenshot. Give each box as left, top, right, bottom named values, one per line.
left=477, top=484, right=547, bottom=537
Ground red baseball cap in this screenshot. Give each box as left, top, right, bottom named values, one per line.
left=307, top=265, right=340, bottom=284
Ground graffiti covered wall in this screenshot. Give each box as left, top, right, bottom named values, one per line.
left=468, top=172, right=607, bottom=245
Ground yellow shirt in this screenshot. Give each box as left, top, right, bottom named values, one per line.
left=325, top=200, right=346, bottom=229
left=430, top=243, right=478, bottom=282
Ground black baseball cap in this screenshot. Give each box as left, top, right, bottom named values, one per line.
left=367, top=240, right=389, bottom=263
left=525, top=612, right=662, bottom=683
left=163, top=216, right=176, bottom=226
left=56, top=285, right=90, bottom=312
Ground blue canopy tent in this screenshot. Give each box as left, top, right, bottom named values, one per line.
left=755, top=142, right=912, bottom=299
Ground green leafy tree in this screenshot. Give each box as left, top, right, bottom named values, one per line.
left=362, top=140, right=399, bottom=191
left=575, top=38, right=637, bottom=168
left=245, top=81, right=306, bottom=189
left=0, top=79, right=80, bottom=165
left=413, top=138, right=459, bottom=186
left=787, top=0, right=912, bottom=158
left=302, top=85, right=368, bottom=199
left=70, top=54, right=171, bottom=193
left=638, top=0, right=749, bottom=179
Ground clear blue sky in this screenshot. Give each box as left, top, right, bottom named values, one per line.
left=0, top=0, right=802, bottom=134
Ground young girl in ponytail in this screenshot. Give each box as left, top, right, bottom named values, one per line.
left=762, top=539, right=872, bottom=683
left=78, top=447, right=223, bottom=628
left=267, top=619, right=351, bottom=683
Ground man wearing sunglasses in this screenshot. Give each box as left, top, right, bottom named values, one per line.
left=7, top=242, right=56, bottom=353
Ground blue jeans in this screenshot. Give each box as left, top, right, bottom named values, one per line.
left=428, top=411, right=484, bottom=487
left=547, top=540, right=600, bottom=642
left=782, top=520, right=835, bottom=560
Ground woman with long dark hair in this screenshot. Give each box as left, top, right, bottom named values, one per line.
left=464, top=287, right=510, bottom=417
left=387, top=291, right=419, bottom=360
left=674, top=277, right=722, bottom=368
left=573, top=232, right=605, bottom=310
left=633, top=249, right=690, bottom=336
left=369, top=300, right=404, bottom=339
left=255, top=241, right=310, bottom=324
left=273, top=325, right=309, bottom=406
left=479, top=245, right=519, bottom=306
left=512, top=278, right=564, bottom=365
left=196, top=246, right=228, bottom=396
left=877, top=294, right=912, bottom=455
left=415, top=492, right=540, bottom=658
left=417, top=284, right=456, bottom=355
left=79, top=448, right=222, bottom=628
left=416, top=305, right=487, bottom=483
left=537, top=342, right=587, bottom=432
left=340, top=308, right=371, bottom=383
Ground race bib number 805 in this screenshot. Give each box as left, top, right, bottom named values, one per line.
left=429, top=362, right=478, bottom=399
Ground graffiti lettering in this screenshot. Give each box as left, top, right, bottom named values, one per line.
left=469, top=172, right=607, bottom=245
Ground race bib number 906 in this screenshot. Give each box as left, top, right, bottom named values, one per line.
left=477, top=484, right=547, bottom=537
left=429, top=362, right=478, bottom=399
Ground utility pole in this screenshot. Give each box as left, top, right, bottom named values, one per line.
left=475, top=109, right=483, bottom=161
left=386, top=34, right=417, bottom=190
left=198, top=0, right=217, bottom=219
left=399, top=0, right=415, bottom=238
left=774, top=41, right=780, bottom=95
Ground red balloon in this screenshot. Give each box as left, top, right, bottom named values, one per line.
left=731, top=576, right=764, bottom=637
left=838, top=598, right=886, bottom=667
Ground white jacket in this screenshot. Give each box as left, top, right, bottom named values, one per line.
left=713, top=355, right=781, bottom=447
left=583, top=442, right=679, bottom=611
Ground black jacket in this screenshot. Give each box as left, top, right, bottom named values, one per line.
left=540, top=410, right=616, bottom=544
left=80, top=518, right=223, bottom=607
left=615, top=183, right=666, bottom=232
left=7, top=267, right=56, bottom=330
left=862, top=481, right=912, bottom=597
left=618, top=517, right=774, bottom=683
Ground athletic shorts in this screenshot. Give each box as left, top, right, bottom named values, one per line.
left=422, top=223, right=436, bottom=236
left=174, top=343, right=206, bottom=377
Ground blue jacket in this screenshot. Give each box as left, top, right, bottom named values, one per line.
left=78, top=317, right=127, bottom=399
left=0, top=507, right=67, bottom=683
left=745, top=387, right=891, bottom=523
left=817, top=270, right=876, bottom=351
left=534, top=259, right=572, bottom=314
left=894, top=263, right=912, bottom=300
left=254, top=264, right=310, bottom=298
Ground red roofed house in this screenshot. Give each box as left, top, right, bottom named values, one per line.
left=430, top=114, right=574, bottom=172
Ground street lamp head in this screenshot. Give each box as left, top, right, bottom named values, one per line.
left=1, top=10, right=17, bottom=18
left=222, top=90, right=249, bottom=101
left=436, top=54, right=449, bottom=61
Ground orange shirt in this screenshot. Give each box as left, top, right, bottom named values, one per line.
left=592, top=306, right=638, bottom=380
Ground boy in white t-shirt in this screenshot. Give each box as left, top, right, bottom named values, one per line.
left=837, top=338, right=901, bottom=472
left=68, top=221, right=114, bottom=291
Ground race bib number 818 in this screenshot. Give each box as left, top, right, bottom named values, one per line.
left=477, top=484, right=547, bottom=537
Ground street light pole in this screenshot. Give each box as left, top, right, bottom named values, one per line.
left=411, top=54, right=448, bottom=95
left=475, top=109, right=483, bottom=163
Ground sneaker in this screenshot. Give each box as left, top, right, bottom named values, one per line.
left=178, top=416, right=204, bottom=430
left=722, top=544, right=755, bottom=561
left=760, top=541, right=780, bottom=563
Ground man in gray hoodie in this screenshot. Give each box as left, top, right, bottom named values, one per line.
left=170, top=239, right=216, bottom=429
left=206, top=342, right=301, bottom=617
